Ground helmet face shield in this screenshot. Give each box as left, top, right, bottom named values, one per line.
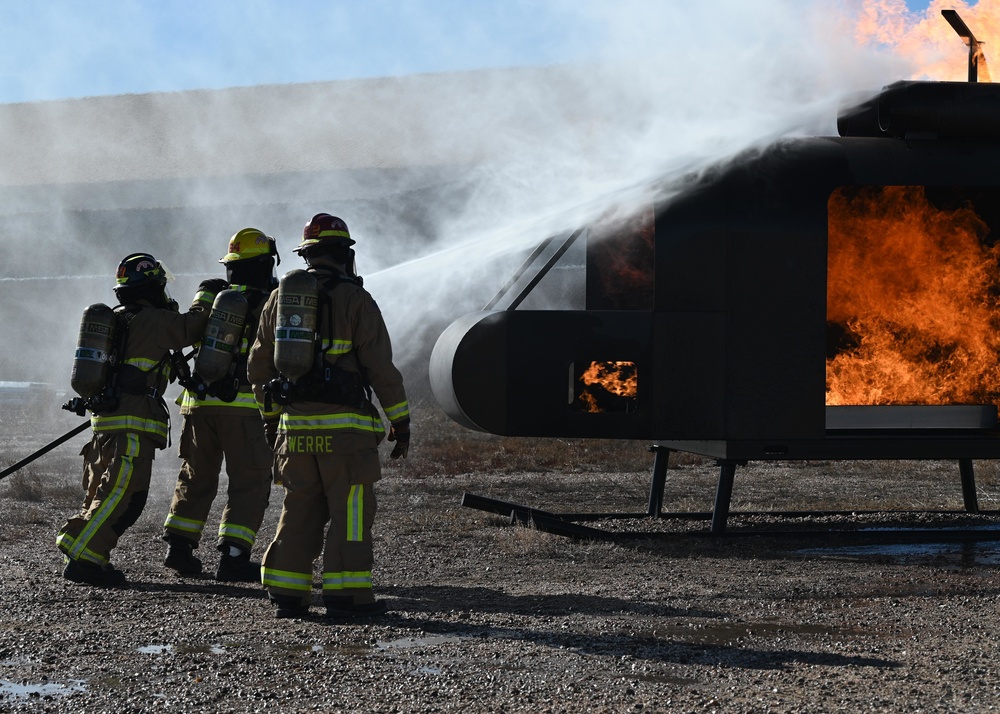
left=159, top=261, right=176, bottom=283
left=226, top=253, right=277, bottom=290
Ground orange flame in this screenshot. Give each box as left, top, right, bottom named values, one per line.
left=826, top=185, right=1000, bottom=406
left=577, top=361, right=637, bottom=413
left=856, top=0, right=997, bottom=82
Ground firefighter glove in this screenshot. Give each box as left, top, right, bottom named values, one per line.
left=263, top=418, right=279, bottom=451
left=198, top=278, right=230, bottom=296
left=388, top=420, right=410, bottom=459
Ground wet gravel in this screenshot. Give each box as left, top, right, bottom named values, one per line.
left=2, top=440, right=1000, bottom=712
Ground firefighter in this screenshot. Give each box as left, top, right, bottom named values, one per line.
left=57, top=253, right=227, bottom=587
left=247, top=213, right=410, bottom=619
left=161, top=228, right=280, bottom=582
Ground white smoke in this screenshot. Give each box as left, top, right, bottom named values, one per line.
left=362, top=0, right=913, bottom=345
left=0, top=0, right=935, bottom=405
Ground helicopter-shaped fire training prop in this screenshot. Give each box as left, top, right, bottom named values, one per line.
left=430, top=10, right=1000, bottom=537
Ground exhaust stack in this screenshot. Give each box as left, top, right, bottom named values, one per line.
left=942, top=9, right=990, bottom=83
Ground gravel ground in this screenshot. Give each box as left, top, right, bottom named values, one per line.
left=2, top=417, right=1000, bottom=713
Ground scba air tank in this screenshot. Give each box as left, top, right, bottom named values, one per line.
left=275, top=269, right=318, bottom=381
left=195, top=288, right=249, bottom=384
left=70, top=303, right=117, bottom=398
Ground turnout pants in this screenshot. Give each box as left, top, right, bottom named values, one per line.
left=57, top=432, right=154, bottom=566
left=163, top=412, right=273, bottom=552
left=261, top=448, right=380, bottom=607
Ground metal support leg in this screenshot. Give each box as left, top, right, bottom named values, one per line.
left=711, top=461, right=738, bottom=535
left=959, top=458, right=979, bottom=513
left=647, top=446, right=670, bottom=517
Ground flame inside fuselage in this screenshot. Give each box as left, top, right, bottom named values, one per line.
left=576, top=360, right=638, bottom=413
left=826, top=185, right=1000, bottom=407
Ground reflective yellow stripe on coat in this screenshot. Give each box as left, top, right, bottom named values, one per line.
left=383, top=400, right=410, bottom=422
left=91, top=414, right=169, bottom=441
left=279, top=411, right=386, bottom=436
left=179, top=390, right=259, bottom=411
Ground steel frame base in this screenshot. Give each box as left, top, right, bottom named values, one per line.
left=461, top=445, right=984, bottom=538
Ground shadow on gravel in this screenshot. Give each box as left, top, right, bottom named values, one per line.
left=600, top=514, right=1000, bottom=560
left=123, top=579, right=269, bottom=600
left=381, top=583, right=722, bottom=619
left=367, top=606, right=900, bottom=672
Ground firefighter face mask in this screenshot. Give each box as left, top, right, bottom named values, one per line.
left=302, top=245, right=358, bottom=278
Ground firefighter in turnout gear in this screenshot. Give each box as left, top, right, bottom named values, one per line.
left=247, top=213, right=410, bottom=619
left=162, top=228, right=280, bottom=581
left=57, top=253, right=227, bottom=587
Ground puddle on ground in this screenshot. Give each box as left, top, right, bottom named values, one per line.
left=375, top=635, right=465, bottom=651
left=637, top=621, right=857, bottom=648
left=137, top=644, right=226, bottom=655
left=412, top=665, right=442, bottom=675
left=804, top=542, right=1000, bottom=560
left=280, top=634, right=466, bottom=661
left=0, top=678, right=85, bottom=699
left=796, top=538, right=1000, bottom=566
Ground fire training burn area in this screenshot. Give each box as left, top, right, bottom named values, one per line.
left=4, top=9, right=1000, bottom=714
left=431, top=47, right=1000, bottom=539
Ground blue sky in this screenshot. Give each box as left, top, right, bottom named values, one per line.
left=0, top=0, right=947, bottom=104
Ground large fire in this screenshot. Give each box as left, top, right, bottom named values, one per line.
left=856, top=0, right=997, bottom=82
left=826, top=185, right=1000, bottom=406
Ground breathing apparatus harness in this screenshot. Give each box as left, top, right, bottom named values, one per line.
left=63, top=304, right=176, bottom=416
left=179, top=287, right=268, bottom=402
left=264, top=272, right=371, bottom=409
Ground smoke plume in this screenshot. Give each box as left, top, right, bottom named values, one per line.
left=0, top=0, right=977, bottom=408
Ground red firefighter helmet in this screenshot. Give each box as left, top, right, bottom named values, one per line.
left=294, top=213, right=354, bottom=255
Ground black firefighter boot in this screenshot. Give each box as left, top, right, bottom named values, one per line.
left=63, top=557, right=127, bottom=588
left=163, top=535, right=202, bottom=576
left=270, top=593, right=310, bottom=619
left=215, top=544, right=261, bottom=583
left=323, top=595, right=389, bottom=620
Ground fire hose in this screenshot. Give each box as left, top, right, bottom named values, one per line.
left=0, top=420, right=90, bottom=481
left=0, top=349, right=197, bottom=481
